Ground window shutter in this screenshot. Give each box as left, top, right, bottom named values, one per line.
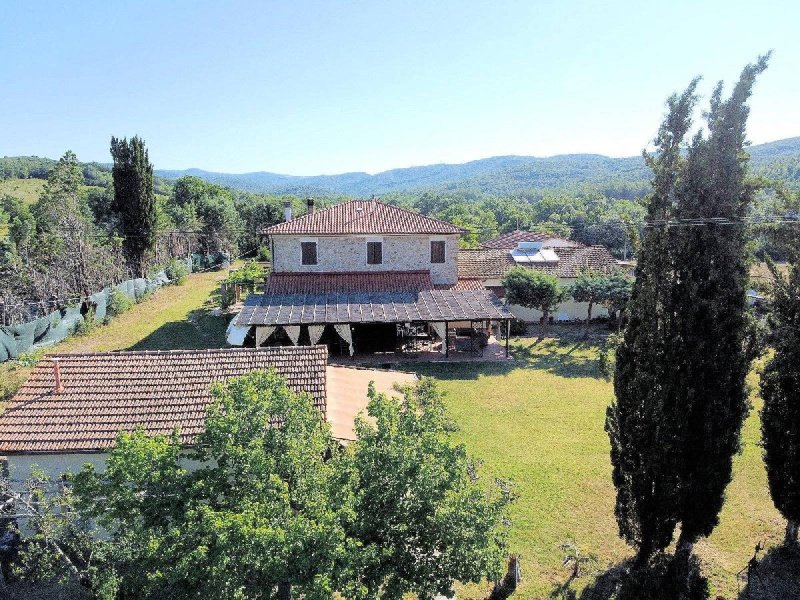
left=367, top=241, right=382, bottom=265
left=431, top=240, right=446, bottom=263
left=301, top=242, right=317, bottom=265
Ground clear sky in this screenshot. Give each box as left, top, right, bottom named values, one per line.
left=1, top=0, right=798, bottom=175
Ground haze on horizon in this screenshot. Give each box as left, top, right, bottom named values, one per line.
left=2, top=0, right=798, bottom=176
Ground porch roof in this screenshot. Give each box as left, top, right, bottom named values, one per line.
left=234, top=289, right=514, bottom=327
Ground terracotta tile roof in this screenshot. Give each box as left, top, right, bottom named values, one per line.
left=0, top=347, right=328, bottom=454
left=235, top=289, right=514, bottom=326
left=264, top=271, right=434, bottom=294
left=434, top=278, right=487, bottom=291
left=459, top=245, right=618, bottom=279
left=480, top=230, right=583, bottom=250
left=262, top=199, right=465, bottom=236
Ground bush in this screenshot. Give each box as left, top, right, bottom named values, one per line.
left=257, top=245, right=271, bottom=262
left=74, top=308, right=100, bottom=336
left=598, top=332, right=623, bottom=380
left=107, top=288, right=134, bottom=319
left=226, top=259, right=266, bottom=285
left=165, top=258, right=189, bottom=285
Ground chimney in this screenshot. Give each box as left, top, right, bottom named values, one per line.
left=306, top=197, right=315, bottom=215
left=52, top=358, right=64, bottom=393
left=283, top=200, right=292, bottom=222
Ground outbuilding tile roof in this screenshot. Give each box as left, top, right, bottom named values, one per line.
left=262, top=199, right=465, bottom=235
left=459, top=245, right=618, bottom=279
left=264, top=271, right=434, bottom=294
left=0, top=347, right=328, bottom=454
left=235, top=289, right=514, bottom=327
left=479, top=230, right=582, bottom=250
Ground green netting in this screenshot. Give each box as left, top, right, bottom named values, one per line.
left=37, top=310, right=67, bottom=346
left=115, top=279, right=135, bottom=300
left=32, top=315, right=51, bottom=343
left=90, top=289, right=109, bottom=322
left=0, top=329, right=17, bottom=361
left=9, top=320, right=37, bottom=354
left=132, top=278, right=148, bottom=300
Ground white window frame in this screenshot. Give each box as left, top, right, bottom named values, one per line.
left=300, top=237, right=318, bottom=266
left=365, top=236, right=384, bottom=266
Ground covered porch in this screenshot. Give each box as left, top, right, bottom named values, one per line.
left=228, top=289, right=515, bottom=360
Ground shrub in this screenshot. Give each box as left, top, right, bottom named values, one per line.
left=226, top=259, right=266, bottom=285
left=598, top=332, right=623, bottom=380
left=107, top=288, right=134, bottom=319
left=257, top=245, right=271, bottom=262
left=165, top=258, right=189, bottom=285
left=74, top=308, right=100, bottom=336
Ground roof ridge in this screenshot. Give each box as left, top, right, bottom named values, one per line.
left=43, top=346, right=328, bottom=359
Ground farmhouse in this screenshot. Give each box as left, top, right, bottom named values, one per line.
left=227, top=198, right=515, bottom=358
left=461, top=230, right=618, bottom=322
left=0, top=347, right=416, bottom=482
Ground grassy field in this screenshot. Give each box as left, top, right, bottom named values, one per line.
left=0, top=178, right=47, bottom=204
left=0, top=277, right=791, bottom=598
left=412, top=335, right=787, bottom=600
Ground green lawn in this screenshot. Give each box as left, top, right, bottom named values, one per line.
left=410, top=337, right=786, bottom=599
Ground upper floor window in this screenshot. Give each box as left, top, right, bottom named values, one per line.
left=430, top=240, right=446, bottom=264
left=366, top=241, right=383, bottom=265
left=301, top=241, right=318, bottom=265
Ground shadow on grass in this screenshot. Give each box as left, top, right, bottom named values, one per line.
left=738, top=544, right=800, bottom=600
left=574, top=560, right=631, bottom=600
left=128, top=309, right=229, bottom=351
left=408, top=337, right=604, bottom=381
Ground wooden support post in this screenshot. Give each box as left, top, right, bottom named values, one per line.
left=445, top=320, right=449, bottom=358
left=505, top=320, right=510, bottom=358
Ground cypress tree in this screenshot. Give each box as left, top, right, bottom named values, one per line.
left=670, top=56, right=770, bottom=569
left=761, top=259, right=800, bottom=546
left=110, top=136, right=156, bottom=277
left=607, top=54, right=770, bottom=571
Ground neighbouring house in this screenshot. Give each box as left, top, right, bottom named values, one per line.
left=0, top=347, right=416, bottom=485
left=460, top=230, right=618, bottom=322
left=227, top=198, right=515, bottom=358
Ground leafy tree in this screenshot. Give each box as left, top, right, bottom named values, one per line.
left=607, top=54, right=770, bottom=580
left=110, top=136, right=157, bottom=276
left=761, top=259, right=800, bottom=546
left=602, top=272, right=634, bottom=331
left=348, top=379, right=513, bottom=599
left=570, top=271, right=608, bottom=324
left=502, top=267, right=566, bottom=336
left=68, top=372, right=512, bottom=599
left=73, top=369, right=354, bottom=599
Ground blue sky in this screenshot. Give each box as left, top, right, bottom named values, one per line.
left=1, top=0, right=798, bottom=175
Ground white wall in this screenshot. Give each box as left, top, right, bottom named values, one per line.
left=271, top=234, right=459, bottom=285
left=483, top=277, right=610, bottom=322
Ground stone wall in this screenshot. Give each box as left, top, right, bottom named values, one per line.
left=271, top=234, right=459, bottom=285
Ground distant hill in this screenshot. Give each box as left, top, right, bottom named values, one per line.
left=154, top=137, right=800, bottom=196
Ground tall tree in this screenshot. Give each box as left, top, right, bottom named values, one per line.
left=110, top=136, right=156, bottom=276
left=502, top=267, right=565, bottom=337
left=607, top=55, right=770, bottom=576
left=670, top=55, right=770, bottom=571
left=606, top=79, right=698, bottom=567
left=761, top=259, right=800, bottom=546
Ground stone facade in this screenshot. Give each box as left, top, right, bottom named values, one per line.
left=271, top=234, right=460, bottom=285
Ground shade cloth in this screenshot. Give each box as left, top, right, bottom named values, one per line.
left=334, top=324, right=354, bottom=356
left=255, top=326, right=276, bottom=347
